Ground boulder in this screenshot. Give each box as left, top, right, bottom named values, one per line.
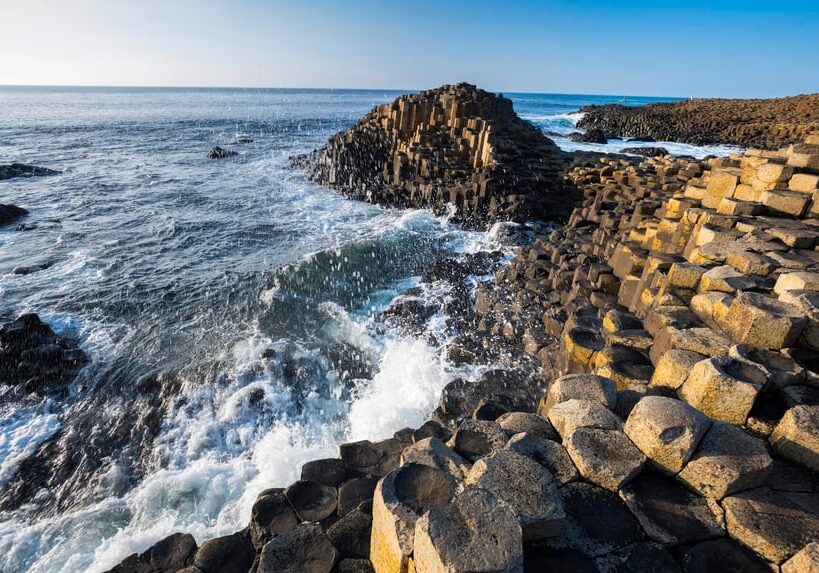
left=769, top=405, right=819, bottom=472
left=399, top=437, right=470, bottom=483
left=193, top=532, right=255, bottom=573
left=496, top=411, right=559, bottom=441
left=413, top=488, right=523, bottom=573
left=445, top=419, right=508, bottom=462
left=465, top=450, right=566, bottom=541
left=258, top=523, right=338, bottom=573
left=301, top=458, right=348, bottom=487
left=340, top=438, right=407, bottom=477
left=505, top=433, right=579, bottom=485
left=679, top=538, right=771, bottom=573
left=249, top=488, right=300, bottom=549
left=568, top=128, right=608, bottom=144
left=677, top=422, right=772, bottom=500
left=285, top=480, right=338, bottom=522
left=618, top=472, right=724, bottom=546
left=720, top=292, right=807, bottom=350
left=723, top=486, right=819, bottom=565
left=105, top=533, right=197, bottom=573
left=369, top=464, right=455, bottom=573
left=624, top=396, right=711, bottom=474
left=650, top=349, right=705, bottom=390
left=678, top=355, right=762, bottom=425
left=547, top=399, right=622, bottom=439
left=594, top=542, right=683, bottom=573
left=337, top=477, right=378, bottom=517
left=538, top=373, right=618, bottom=416
left=327, top=507, right=372, bottom=559
left=546, top=482, right=644, bottom=558
left=564, top=427, right=646, bottom=491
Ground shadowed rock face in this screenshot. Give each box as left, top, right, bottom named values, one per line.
left=577, top=94, right=819, bottom=149
left=293, top=83, right=577, bottom=228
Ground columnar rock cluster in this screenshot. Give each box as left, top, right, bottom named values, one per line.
left=578, top=94, right=819, bottom=149
left=109, top=94, right=819, bottom=573
left=293, top=83, right=574, bottom=227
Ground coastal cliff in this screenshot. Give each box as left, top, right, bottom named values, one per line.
left=294, top=83, right=575, bottom=227
left=109, top=88, right=819, bottom=573
left=578, top=94, right=819, bottom=150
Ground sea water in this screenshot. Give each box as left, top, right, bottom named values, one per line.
left=0, top=87, right=731, bottom=572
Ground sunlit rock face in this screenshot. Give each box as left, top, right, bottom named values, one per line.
left=295, top=83, right=576, bottom=228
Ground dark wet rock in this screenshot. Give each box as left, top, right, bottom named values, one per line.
left=258, top=523, right=338, bottom=573
left=412, top=420, right=450, bottom=443
left=627, top=136, right=657, bottom=142
left=104, top=532, right=197, bottom=573
left=207, top=146, right=238, bottom=159
left=378, top=296, right=438, bottom=334
left=11, top=261, right=54, bottom=275
left=0, top=313, right=87, bottom=395
left=596, top=542, right=683, bottom=573
left=193, top=531, right=255, bottom=573
left=339, top=436, right=409, bottom=478
left=327, top=507, right=372, bottom=558
left=619, top=472, right=724, bottom=546
left=335, top=559, right=375, bottom=573
left=337, top=477, right=377, bottom=516
left=678, top=538, right=772, bottom=573
left=0, top=163, right=60, bottom=180
left=232, top=137, right=254, bottom=144
left=300, top=458, right=348, bottom=487
left=620, top=146, right=669, bottom=157
left=423, top=258, right=471, bottom=284
left=284, top=480, right=338, bottom=522
left=524, top=546, right=600, bottom=573
left=568, top=129, right=608, bottom=144
left=249, top=488, right=299, bottom=550
left=0, top=204, right=29, bottom=226
left=546, top=482, right=644, bottom=557
left=435, top=369, right=546, bottom=423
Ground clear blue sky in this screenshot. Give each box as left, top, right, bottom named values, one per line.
left=2, top=0, right=818, bottom=98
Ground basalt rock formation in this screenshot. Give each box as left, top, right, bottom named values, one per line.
left=0, top=163, right=60, bottom=181
left=578, top=94, right=819, bottom=150
left=110, top=99, right=819, bottom=573
left=293, top=83, right=575, bottom=228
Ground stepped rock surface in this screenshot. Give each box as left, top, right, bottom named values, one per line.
left=578, top=94, right=819, bottom=149
left=111, top=87, right=819, bottom=573
left=293, top=83, right=575, bottom=227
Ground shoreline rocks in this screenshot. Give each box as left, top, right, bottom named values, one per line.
left=578, top=94, right=819, bottom=149
left=109, top=88, right=819, bottom=573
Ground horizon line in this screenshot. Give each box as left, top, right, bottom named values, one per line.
left=0, top=82, right=693, bottom=101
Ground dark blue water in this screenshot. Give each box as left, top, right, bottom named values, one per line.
left=0, top=87, right=729, bottom=572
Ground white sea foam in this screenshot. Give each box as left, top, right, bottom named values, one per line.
left=0, top=406, right=62, bottom=487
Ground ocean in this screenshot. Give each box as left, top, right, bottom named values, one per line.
left=0, top=86, right=735, bottom=572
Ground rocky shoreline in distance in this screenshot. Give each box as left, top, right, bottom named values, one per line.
left=41, top=84, right=819, bottom=572
left=578, top=94, right=819, bottom=150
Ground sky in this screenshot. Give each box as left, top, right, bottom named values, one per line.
left=1, top=0, right=818, bottom=98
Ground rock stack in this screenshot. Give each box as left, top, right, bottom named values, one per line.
left=294, top=83, right=575, bottom=228
left=578, top=94, right=819, bottom=150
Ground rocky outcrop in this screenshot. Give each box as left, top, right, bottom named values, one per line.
left=0, top=204, right=29, bottom=226
left=110, top=99, right=819, bottom=573
left=293, top=83, right=576, bottom=228
left=578, top=94, right=819, bottom=149
left=0, top=313, right=87, bottom=396
left=0, top=163, right=60, bottom=181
